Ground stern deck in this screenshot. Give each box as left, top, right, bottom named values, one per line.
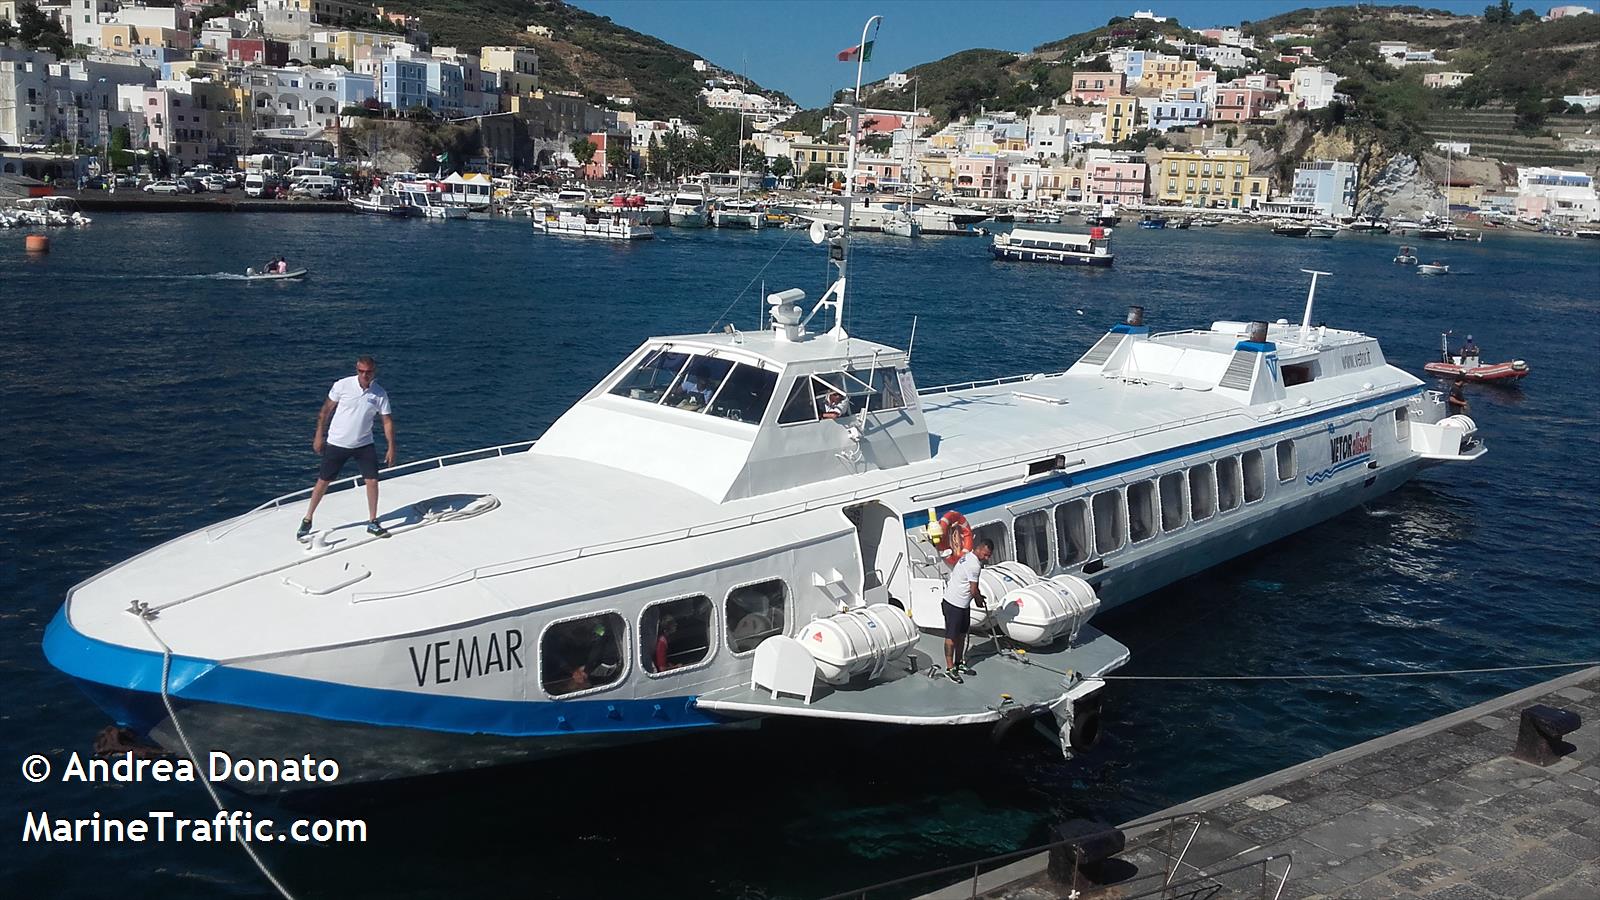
left=693, top=627, right=1128, bottom=726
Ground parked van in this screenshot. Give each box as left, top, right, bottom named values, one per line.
left=244, top=173, right=271, bottom=198
left=290, top=175, right=339, bottom=200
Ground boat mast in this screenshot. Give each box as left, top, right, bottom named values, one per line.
left=806, top=14, right=879, bottom=340
left=1299, top=268, right=1330, bottom=346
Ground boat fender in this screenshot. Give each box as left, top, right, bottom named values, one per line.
left=933, top=510, right=972, bottom=565
left=1070, top=697, right=1103, bottom=750
left=990, top=704, right=1044, bottom=745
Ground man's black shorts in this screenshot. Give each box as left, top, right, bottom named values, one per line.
left=942, top=600, right=971, bottom=637
left=319, top=442, right=380, bottom=482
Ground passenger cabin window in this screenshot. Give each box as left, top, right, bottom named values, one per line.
left=1158, top=471, right=1186, bottom=531
left=1014, top=510, right=1051, bottom=573
left=1127, top=480, right=1158, bottom=542
left=1056, top=500, right=1089, bottom=566
left=973, top=521, right=1010, bottom=561
left=1276, top=440, right=1296, bottom=483
left=1189, top=463, right=1216, bottom=520
left=541, top=612, right=626, bottom=697
left=610, top=348, right=776, bottom=423
left=1217, top=456, right=1243, bottom=512
left=727, top=580, right=787, bottom=654
left=1393, top=408, right=1410, bottom=444
left=1091, top=490, right=1126, bottom=555
left=1242, top=449, right=1265, bottom=503
left=641, top=595, right=712, bottom=674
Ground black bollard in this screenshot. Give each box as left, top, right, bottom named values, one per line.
left=1511, top=704, right=1581, bottom=766
left=1046, top=818, right=1125, bottom=886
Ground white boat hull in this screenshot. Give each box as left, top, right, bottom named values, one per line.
left=668, top=209, right=709, bottom=227
left=713, top=210, right=764, bottom=229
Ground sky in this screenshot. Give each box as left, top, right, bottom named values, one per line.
left=570, top=0, right=1520, bottom=107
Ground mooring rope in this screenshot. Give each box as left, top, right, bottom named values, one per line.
left=135, top=614, right=296, bottom=900
left=1008, top=655, right=1600, bottom=682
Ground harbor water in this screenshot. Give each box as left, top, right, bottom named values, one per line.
left=2, top=215, right=1598, bottom=898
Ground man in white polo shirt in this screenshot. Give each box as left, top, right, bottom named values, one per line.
left=942, top=538, right=993, bottom=683
left=297, top=356, right=396, bottom=539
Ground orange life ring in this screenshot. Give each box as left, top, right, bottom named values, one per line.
left=934, top=510, right=973, bottom=566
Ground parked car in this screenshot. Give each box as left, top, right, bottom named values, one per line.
left=290, top=175, right=340, bottom=200
left=143, top=180, right=191, bottom=194
left=202, top=175, right=230, bottom=192
left=113, top=174, right=140, bottom=188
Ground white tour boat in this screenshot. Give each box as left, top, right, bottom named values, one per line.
left=713, top=198, right=765, bottom=230
left=668, top=187, right=711, bottom=227
left=396, top=182, right=469, bottom=219
left=992, top=227, right=1113, bottom=266
left=778, top=197, right=989, bottom=235
left=44, top=21, right=1488, bottom=788
left=349, top=190, right=416, bottom=217
left=533, top=206, right=654, bottom=240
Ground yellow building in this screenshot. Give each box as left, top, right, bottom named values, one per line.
left=480, top=46, right=540, bottom=97
left=916, top=154, right=952, bottom=190
left=1106, top=94, right=1140, bottom=144
left=322, top=29, right=391, bottom=63
left=100, top=24, right=192, bottom=52
left=1155, top=149, right=1268, bottom=208
left=928, top=133, right=960, bottom=151
left=1145, top=58, right=1199, bottom=92
left=790, top=142, right=849, bottom=176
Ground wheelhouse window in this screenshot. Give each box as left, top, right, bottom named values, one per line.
left=973, top=521, right=1010, bottom=561
left=610, top=348, right=688, bottom=403
left=1127, top=480, right=1158, bottom=543
left=541, top=612, right=626, bottom=696
left=1189, top=463, right=1216, bottom=521
left=611, top=348, right=775, bottom=423
left=641, top=595, right=712, bottom=674
left=1242, top=449, right=1266, bottom=503
left=1158, top=471, right=1187, bottom=531
left=1056, top=500, right=1089, bottom=566
left=1014, top=510, right=1051, bottom=574
left=727, top=580, right=787, bottom=654
left=707, top=364, right=778, bottom=423
left=1276, top=440, right=1296, bottom=483
left=779, top=367, right=905, bottom=424
left=1217, top=456, right=1242, bottom=512
left=1092, top=489, right=1126, bottom=555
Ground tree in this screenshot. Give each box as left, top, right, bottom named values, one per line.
left=605, top=138, right=628, bottom=177
left=570, top=135, right=597, bottom=168
left=108, top=126, right=132, bottom=171
left=1482, top=0, right=1513, bottom=26
left=17, top=3, right=70, bottom=57
left=802, top=162, right=828, bottom=184
left=770, top=155, right=793, bottom=178
left=0, top=18, right=14, bottom=43
left=646, top=133, right=668, bottom=180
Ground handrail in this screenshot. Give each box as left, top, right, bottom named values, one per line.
left=203, top=440, right=537, bottom=543
left=348, top=384, right=1415, bottom=603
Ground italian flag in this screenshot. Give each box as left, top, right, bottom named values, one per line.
left=838, top=41, right=874, bottom=62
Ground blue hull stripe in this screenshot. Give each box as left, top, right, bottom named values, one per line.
left=905, top=386, right=1419, bottom=525
left=43, top=609, right=721, bottom=737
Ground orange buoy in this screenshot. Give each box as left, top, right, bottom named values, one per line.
left=25, top=234, right=49, bottom=253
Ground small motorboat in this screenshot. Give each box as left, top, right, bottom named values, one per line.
left=1308, top=224, right=1339, bottom=238
left=1346, top=216, right=1389, bottom=234
left=1273, top=223, right=1310, bottom=238
left=1423, top=333, right=1529, bottom=383
left=244, top=267, right=309, bottom=280
left=1417, top=261, right=1449, bottom=276
left=1394, top=245, right=1418, bottom=265
left=1138, top=216, right=1167, bottom=229
left=1577, top=227, right=1600, bottom=240
left=879, top=215, right=920, bottom=238
left=1173, top=217, right=1192, bottom=230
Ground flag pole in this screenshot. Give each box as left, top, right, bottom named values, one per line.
left=831, top=14, right=880, bottom=339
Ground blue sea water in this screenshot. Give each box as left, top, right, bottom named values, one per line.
left=2, top=214, right=1598, bottom=898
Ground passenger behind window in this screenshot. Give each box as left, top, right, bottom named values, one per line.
left=652, top=615, right=681, bottom=672
left=544, top=619, right=623, bottom=695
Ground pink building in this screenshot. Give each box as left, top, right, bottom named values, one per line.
left=856, top=158, right=904, bottom=190
left=1089, top=159, right=1147, bottom=205
left=952, top=154, right=1009, bottom=198
left=1069, top=72, right=1126, bottom=105
left=1215, top=85, right=1278, bottom=121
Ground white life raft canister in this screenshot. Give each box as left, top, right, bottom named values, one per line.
left=994, top=574, right=1101, bottom=646
left=969, top=561, right=1041, bottom=631
left=796, top=603, right=920, bottom=685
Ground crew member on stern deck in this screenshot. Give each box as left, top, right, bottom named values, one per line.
left=942, top=539, right=992, bottom=683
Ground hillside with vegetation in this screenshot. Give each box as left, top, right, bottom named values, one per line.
left=373, top=0, right=790, bottom=122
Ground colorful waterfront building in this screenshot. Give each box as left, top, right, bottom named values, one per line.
left=1155, top=148, right=1267, bottom=208
left=1086, top=150, right=1147, bottom=206
left=1104, top=93, right=1141, bottom=143
left=952, top=153, right=1009, bottom=198
left=1214, top=82, right=1278, bottom=121
left=1069, top=71, right=1125, bottom=105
